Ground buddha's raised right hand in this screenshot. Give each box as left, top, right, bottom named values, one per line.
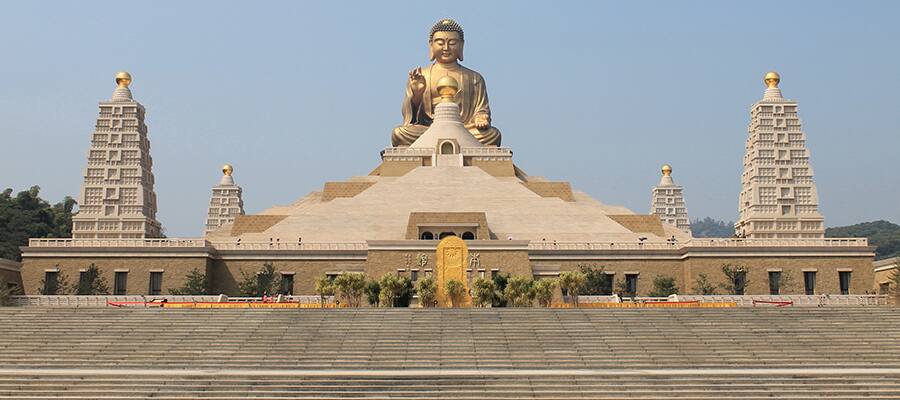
left=409, top=67, right=426, bottom=97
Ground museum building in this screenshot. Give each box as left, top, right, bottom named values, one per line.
left=18, top=20, right=873, bottom=299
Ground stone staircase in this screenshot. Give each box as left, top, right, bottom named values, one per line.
left=1, top=307, right=899, bottom=398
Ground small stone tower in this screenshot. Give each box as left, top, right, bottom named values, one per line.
left=650, top=164, right=691, bottom=233
left=735, top=72, right=824, bottom=238
left=204, top=164, right=245, bottom=236
left=72, top=72, right=162, bottom=239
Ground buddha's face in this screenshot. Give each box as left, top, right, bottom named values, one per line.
left=430, top=31, right=463, bottom=63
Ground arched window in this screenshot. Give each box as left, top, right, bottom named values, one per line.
left=420, top=231, right=434, bottom=240
left=461, top=231, right=475, bottom=240
left=439, top=231, right=456, bottom=239
left=440, top=141, right=455, bottom=154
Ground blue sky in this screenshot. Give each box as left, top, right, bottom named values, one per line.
left=1, top=1, right=898, bottom=237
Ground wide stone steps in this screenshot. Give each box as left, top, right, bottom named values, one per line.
left=3, top=307, right=900, bottom=398
left=3, top=374, right=900, bottom=399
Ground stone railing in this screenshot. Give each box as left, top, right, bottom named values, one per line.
left=28, top=238, right=209, bottom=248
left=461, top=147, right=513, bottom=156
left=209, top=241, right=367, bottom=251
left=8, top=295, right=224, bottom=307
left=673, top=294, right=889, bottom=307
left=530, top=242, right=680, bottom=251
left=686, top=238, right=869, bottom=247
left=529, top=238, right=869, bottom=251
left=381, top=147, right=433, bottom=157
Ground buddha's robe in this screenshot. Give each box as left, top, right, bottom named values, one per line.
left=391, top=63, right=502, bottom=147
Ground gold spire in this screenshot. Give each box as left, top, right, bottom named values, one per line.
left=661, top=164, right=672, bottom=176
left=436, top=75, right=459, bottom=102
left=764, top=71, right=780, bottom=88
left=115, top=71, right=133, bottom=88
left=222, top=164, right=234, bottom=176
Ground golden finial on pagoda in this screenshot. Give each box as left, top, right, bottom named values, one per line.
left=764, top=71, right=780, bottom=88
left=661, top=164, right=672, bottom=176
left=115, top=71, right=133, bottom=88
left=222, top=164, right=234, bottom=176
left=436, top=75, right=459, bottom=102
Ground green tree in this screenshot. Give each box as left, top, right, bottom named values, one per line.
left=649, top=275, right=678, bottom=297
left=558, top=270, right=586, bottom=306
left=579, top=265, right=612, bottom=295
left=826, top=220, right=900, bottom=260
left=503, top=276, right=535, bottom=307
left=721, top=264, right=750, bottom=295
left=378, top=274, right=412, bottom=307
left=614, top=276, right=634, bottom=297
left=692, top=273, right=717, bottom=295
left=40, top=267, right=72, bottom=295
left=314, top=275, right=335, bottom=307
left=890, top=269, right=900, bottom=305
left=690, top=217, right=735, bottom=238
left=76, top=264, right=110, bottom=295
left=778, top=270, right=797, bottom=294
left=491, top=272, right=509, bottom=307
left=333, top=272, right=367, bottom=307
left=471, top=277, right=495, bottom=307
left=415, top=277, right=437, bottom=307
left=238, top=262, right=280, bottom=296
left=365, top=279, right=381, bottom=307
left=0, top=279, right=22, bottom=306
left=532, top=278, right=557, bottom=307
left=168, top=268, right=207, bottom=295
left=0, top=186, right=75, bottom=261
left=444, top=279, right=466, bottom=308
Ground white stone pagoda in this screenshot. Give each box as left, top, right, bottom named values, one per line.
left=204, top=164, right=245, bottom=236
left=71, top=72, right=162, bottom=239
left=735, top=72, right=824, bottom=238
left=650, top=164, right=691, bottom=234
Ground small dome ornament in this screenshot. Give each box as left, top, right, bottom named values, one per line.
left=661, top=164, right=673, bottom=177
left=222, top=164, right=234, bottom=176
left=436, top=75, right=459, bottom=102
left=115, top=71, right=133, bottom=88
left=764, top=71, right=780, bottom=88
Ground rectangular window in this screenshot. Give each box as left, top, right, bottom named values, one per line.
left=411, top=270, right=419, bottom=282
left=880, top=283, right=891, bottom=295
left=280, top=274, right=294, bottom=295
left=768, top=271, right=781, bottom=295
left=803, top=271, right=816, bottom=295
left=79, top=271, right=87, bottom=291
left=624, top=274, right=638, bottom=297
left=838, top=271, right=851, bottom=295
left=114, top=271, right=128, bottom=295
left=43, top=271, right=59, bottom=295
left=149, top=272, right=163, bottom=295
left=733, top=272, right=747, bottom=295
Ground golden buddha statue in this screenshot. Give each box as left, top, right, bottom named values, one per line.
left=391, top=19, right=502, bottom=147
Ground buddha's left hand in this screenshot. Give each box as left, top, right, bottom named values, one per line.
left=474, top=114, right=490, bottom=129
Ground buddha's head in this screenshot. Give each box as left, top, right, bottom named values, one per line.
left=115, top=71, right=132, bottom=88
left=429, top=19, right=464, bottom=63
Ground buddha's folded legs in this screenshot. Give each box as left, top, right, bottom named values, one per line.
left=392, top=124, right=501, bottom=147
left=469, top=126, right=502, bottom=147
left=392, top=124, right=428, bottom=147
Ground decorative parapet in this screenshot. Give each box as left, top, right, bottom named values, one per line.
left=461, top=147, right=512, bottom=157
left=28, top=238, right=208, bottom=248
left=208, top=241, right=368, bottom=251
left=382, top=147, right=512, bottom=160
left=382, top=147, right=433, bottom=161
left=686, top=238, right=868, bottom=247
left=529, top=238, right=867, bottom=251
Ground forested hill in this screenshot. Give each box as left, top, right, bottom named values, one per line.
left=690, top=217, right=735, bottom=238
left=826, top=220, right=900, bottom=260
left=0, top=186, right=74, bottom=261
